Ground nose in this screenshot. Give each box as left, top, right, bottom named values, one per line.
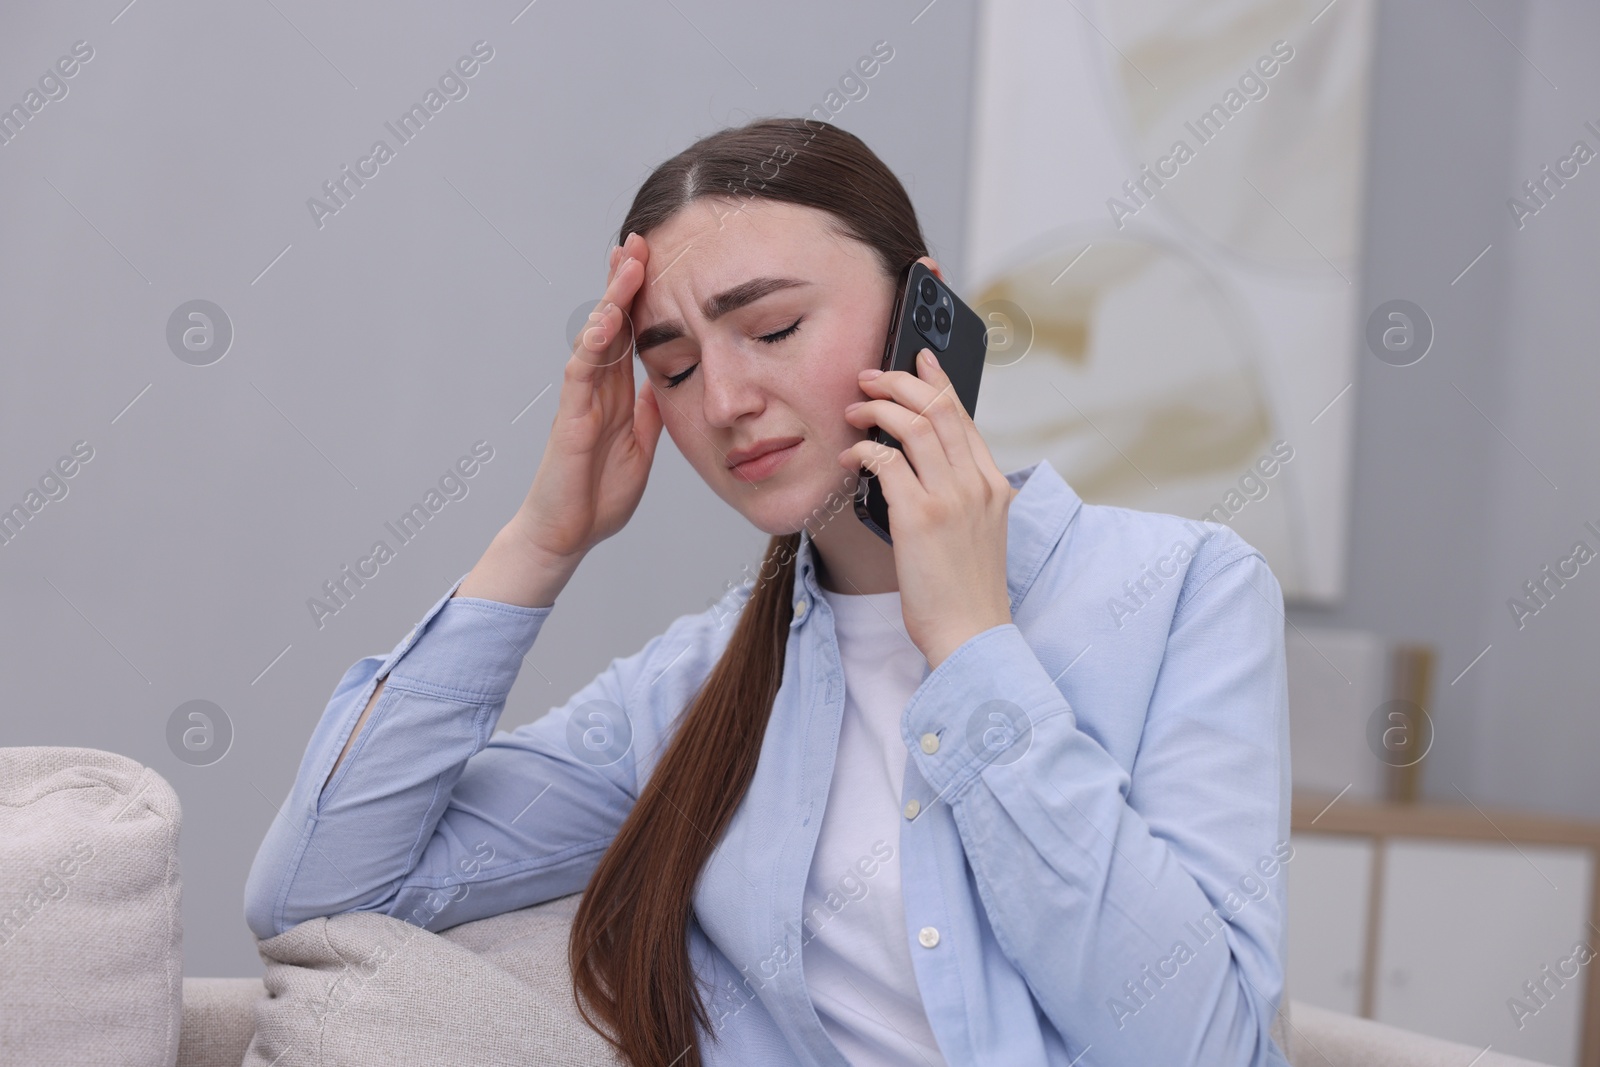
left=698, top=339, right=765, bottom=429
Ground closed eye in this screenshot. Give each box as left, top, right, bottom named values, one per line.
left=662, top=317, right=804, bottom=389
left=758, top=317, right=803, bottom=345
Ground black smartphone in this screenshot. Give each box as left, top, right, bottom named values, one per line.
left=853, top=261, right=989, bottom=544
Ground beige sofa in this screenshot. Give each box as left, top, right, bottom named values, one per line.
left=2, top=748, right=1559, bottom=1067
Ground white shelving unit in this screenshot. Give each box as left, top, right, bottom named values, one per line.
left=1287, top=795, right=1600, bottom=1066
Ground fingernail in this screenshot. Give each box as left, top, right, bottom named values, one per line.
left=859, top=368, right=882, bottom=379
left=845, top=401, right=863, bottom=411
left=920, top=348, right=939, bottom=368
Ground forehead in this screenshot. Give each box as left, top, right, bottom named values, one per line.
left=632, top=198, right=870, bottom=323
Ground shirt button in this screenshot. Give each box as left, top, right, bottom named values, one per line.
left=920, top=732, right=940, bottom=754
left=793, top=599, right=808, bottom=619
left=918, top=926, right=940, bottom=948
left=903, top=799, right=920, bottom=820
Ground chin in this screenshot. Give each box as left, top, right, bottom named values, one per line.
left=733, top=494, right=816, bottom=538
left=727, top=469, right=861, bottom=539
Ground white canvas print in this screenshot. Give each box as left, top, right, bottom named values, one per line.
left=964, top=0, right=1376, bottom=602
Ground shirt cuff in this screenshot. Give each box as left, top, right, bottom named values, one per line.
left=379, top=570, right=554, bottom=701
left=901, top=623, right=1075, bottom=801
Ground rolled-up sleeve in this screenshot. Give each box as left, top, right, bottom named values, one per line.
left=243, top=570, right=665, bottom=940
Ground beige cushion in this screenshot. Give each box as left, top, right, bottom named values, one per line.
left=179, top=978, right=265, bottom=1067
left=1272, top=988, right=1293, bottom=1059
left=1287, top=1000, right=1559, bottom=1067
left=0, top=747, right=184, bottom=1067
left=245, top=892, right=624, bottom=1066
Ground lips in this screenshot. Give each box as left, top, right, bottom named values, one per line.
left=726, top=436, right=803, bottom=469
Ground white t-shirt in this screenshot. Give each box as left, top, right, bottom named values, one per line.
left=802, top=585, right=949, bottom=1066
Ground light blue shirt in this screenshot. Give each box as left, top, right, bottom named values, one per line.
left=245, top=458, right=1293, bottom=1066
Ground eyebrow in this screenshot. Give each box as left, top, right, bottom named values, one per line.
left=633, top=276, right=812, bottom=355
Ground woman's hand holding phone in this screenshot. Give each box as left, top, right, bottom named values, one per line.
left=837, top=348, right=1014, bottom=669
left=457, top=232, right=665, bottom=608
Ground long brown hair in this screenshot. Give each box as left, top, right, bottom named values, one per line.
left=567, top=117, right=929, bottom=1066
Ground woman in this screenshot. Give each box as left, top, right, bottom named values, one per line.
left=245, top=117, right=1293, bottom=1067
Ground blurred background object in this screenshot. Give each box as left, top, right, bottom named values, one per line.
left=966, top=0, right=1377, bottom=602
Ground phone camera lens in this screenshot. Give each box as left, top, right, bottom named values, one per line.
left=934, top=306, right=951, bottom=333
left=919, top=277, right=938, bottom=304
left=914, top=305, right=933, bottom=332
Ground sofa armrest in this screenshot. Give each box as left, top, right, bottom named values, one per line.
left=0, top=748, right=185, bottom=1067
left=1287, top=1000, right=1558, bottom=1067
left=179, top=977, right=263, bottom=1067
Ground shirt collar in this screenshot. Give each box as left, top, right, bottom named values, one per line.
left=792, top=458, right=1081, bottom=615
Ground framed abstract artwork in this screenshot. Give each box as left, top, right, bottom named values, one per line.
left=965, top=0, right=1376, bottom=602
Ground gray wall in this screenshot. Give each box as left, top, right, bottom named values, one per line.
left=1284, top=0, right=1600, bottom=820
left=1470, top=1, right=1600, bottom=817
left=1, top=0, right=1593, bottom=980
left=1282, top=0, right=1523, bottom=797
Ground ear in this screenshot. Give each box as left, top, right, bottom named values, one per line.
left=915, top=254, right=946, bottom=282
